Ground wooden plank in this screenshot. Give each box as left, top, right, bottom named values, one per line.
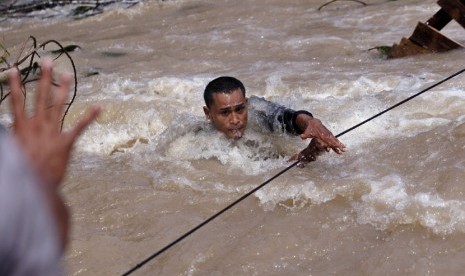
left=438, top=0, right=465, bottom=29
left=409, top=21, right=463, bottom=51
left=425, top=8, right=452, bottom=30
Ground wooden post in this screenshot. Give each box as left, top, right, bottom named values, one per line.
left=438, top=0, right=465, bottom=29
left=425, top=8, right=452, bottom=29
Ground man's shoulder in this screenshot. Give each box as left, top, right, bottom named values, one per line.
left=248, top=95, right=270, bottom=109
left=248, top=95, right=262, bottom=103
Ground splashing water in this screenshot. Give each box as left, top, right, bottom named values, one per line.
left=3, top=0, right=465, bottom=275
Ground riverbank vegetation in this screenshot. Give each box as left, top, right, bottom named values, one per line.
left=0, top=36, right=79, bottom=128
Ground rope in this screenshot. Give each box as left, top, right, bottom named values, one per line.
left=122, top=67, right=465, bottom=275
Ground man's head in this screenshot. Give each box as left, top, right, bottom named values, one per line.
left=203, top=76, right=248, bottom=140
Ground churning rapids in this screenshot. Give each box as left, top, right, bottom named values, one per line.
left=2, top=0, right=465, bottom=275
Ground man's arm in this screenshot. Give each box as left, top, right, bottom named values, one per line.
left=0, top=132, right=63, bottom=276
left=248, top=96, right=345, bottom=164
left=248, top=95, right=311, bottom=135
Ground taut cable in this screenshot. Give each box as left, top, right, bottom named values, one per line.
left=122, top=67, right=465, bottom=276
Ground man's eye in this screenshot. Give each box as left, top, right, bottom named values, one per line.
left=236, top=106, right=245, bottom=112
left=220, top=110, right=230, bottom=116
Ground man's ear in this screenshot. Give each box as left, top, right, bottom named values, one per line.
left=203, top=106, right=211, bottom=120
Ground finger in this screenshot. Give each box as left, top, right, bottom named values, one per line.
left=8, top=69, right=26, bottom=127
left=300, top=132, right=313, bottom=140
left=322, top=134, right=344, bottom=149
left=294, top=153, right=310, bottom=168
left=67, top=105, right=101, bottom=143
left=332, top=142, right=347, bottom=154
left=51, top=73, right=71, bottom=130
left=299, top=146, right=317, bottom=161
left=35, top=59, right=54, bottom=120
left=331, top=147, right=341, bottom=154
left=300, top=154, right=316, bottom=163
left=331, top=140, right=346, bottom=152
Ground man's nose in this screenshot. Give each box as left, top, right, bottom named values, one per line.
left=230, top=112, right=240, bottom=124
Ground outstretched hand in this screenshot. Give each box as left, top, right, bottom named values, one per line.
left=8, top=59, right=101, bottom=248
left=289, top=114, right=345, bottom=167
left=8, top=59, right=101, bottom=188
left=288, top=138, right=327, bottom=167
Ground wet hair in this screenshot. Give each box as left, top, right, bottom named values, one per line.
left=203, top=76, right=246, bottom=108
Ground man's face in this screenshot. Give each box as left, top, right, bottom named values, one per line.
left=203, top=88, right=248, bottom=140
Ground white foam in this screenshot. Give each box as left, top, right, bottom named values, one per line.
left=164, top=127, right=289, bottom=175
left=76, top=107, right=164, bottom=155
left=256, top=180, right=333, bottom=211
left=354, top=174, right=465, bottom=234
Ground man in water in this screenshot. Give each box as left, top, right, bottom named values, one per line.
left=202, top=76, right=345, bottom=164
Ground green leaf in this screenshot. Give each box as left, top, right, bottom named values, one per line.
left=368, top=45, right=392, bottom=59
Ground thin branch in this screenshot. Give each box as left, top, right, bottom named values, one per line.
left=0, top=36, right=79, bottom=130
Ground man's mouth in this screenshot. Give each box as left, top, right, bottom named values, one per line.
left=229, top=127, right=243, bottom=140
